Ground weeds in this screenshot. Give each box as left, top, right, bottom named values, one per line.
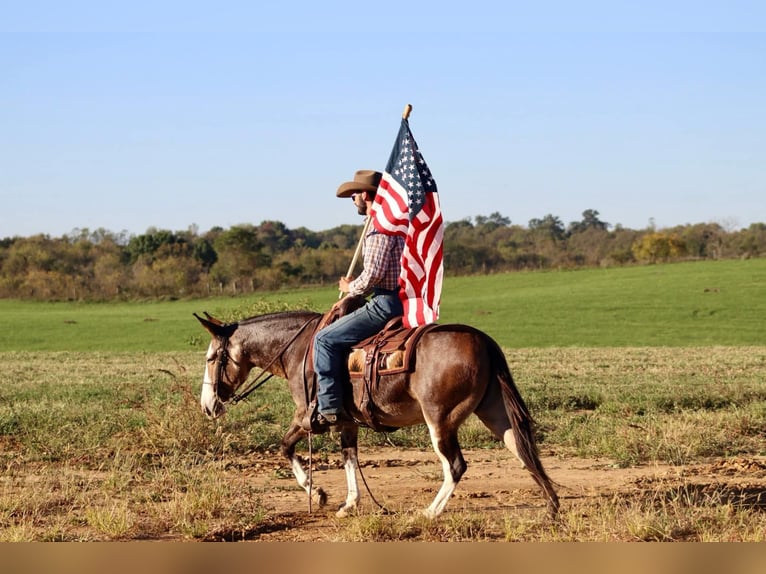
left=0, top=346, right=765, bottom=540
left=85, top=501, right=135, bottom=539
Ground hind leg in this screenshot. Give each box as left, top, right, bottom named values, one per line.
left=423, top=420, right=467, bottom=519
left=475, top=379, right=560, bottom=519
left=474, top=384, right=526, bottom=469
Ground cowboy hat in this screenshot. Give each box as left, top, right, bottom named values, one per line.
left=336, top=169, right=382, bottom=198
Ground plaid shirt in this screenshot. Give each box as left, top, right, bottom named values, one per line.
left=348, top=229, right=404, bottom=296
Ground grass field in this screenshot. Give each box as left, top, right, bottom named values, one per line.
left=1, top=259, right=765, bottom=541
left=2, top=258, right=765, bottom=351
left=1, top=347, right=764, bottom=541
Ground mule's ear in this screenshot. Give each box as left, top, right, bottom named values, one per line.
left=194, top=313, right=237, bottom=338
left=203, top=312, right=225, bottom=326
left=194, top=313, right=223, bottom=337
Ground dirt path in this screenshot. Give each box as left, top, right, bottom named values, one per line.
left=205, top=448, right=766, bottom=541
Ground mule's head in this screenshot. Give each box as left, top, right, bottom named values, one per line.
left=194, top=312, right=253, bottom=419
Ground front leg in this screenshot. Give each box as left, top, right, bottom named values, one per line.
left=336, top=425, right=360, bottom=518
left=280, top=418, right=327, bottom=508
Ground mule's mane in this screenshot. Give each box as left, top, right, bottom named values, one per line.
left=236, top=309, right=320, bottom=327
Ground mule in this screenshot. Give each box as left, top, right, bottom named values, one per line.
left=195, top=308, right=559, bottom=520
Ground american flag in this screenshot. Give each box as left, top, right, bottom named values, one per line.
left=371, top=118, right=444, bottom=328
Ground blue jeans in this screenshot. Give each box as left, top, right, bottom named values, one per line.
left=313, top=291, right=403, bottom=414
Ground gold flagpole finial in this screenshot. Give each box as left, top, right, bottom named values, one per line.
left=402, top=104, right=412, bottom=120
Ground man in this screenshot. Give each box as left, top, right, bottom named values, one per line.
left=312, top=169, right=405, bottom=431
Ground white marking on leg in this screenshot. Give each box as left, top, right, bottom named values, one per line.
left=503, top=429, right=527, bottom=469
left=336, top=455, right=360, bottom=518
left=423, top=422, right=457, bottom=519
left=291, top=456, right=310, bottom=492
left=290, top=454, right=327, bottom=508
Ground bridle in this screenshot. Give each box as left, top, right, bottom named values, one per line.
left=203, top=311, right=388, bottom=514
left=206, top=316, right=317, bottom=406
left=204, top=336, right=238, bottom=401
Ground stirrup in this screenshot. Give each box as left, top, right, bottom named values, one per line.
left=301, top=404, right=336, bottom=434
left=300, top=403, right=322, bottom=433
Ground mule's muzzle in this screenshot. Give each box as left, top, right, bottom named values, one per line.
left=202, top=400, right=226, bottom=419
left=201, top=387, right=227, bottom=419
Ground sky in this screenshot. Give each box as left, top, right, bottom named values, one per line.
left=2, top=1, right=765, bottom=239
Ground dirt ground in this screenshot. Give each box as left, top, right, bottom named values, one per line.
left=204, top=447, right=766, bottom=541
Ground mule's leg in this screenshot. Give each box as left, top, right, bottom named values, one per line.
left=336, top=425, right=360, bottom=518
left=280, top=419, right=327, bottom=508
left=474, top=384, right=526, bottom=468
left=475, top=370, right=560, bottom=519
left=423, top=420, right=467, bottom=519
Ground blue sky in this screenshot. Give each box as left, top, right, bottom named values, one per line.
left=2, top=1, right=765, bottom=238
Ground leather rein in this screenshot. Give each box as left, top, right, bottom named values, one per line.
left=212, top=316, right=318, bottom=405
left=208, top=311, right=388, bottom=514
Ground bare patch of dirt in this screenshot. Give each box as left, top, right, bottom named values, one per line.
left=217, top=447, right=766, bottom=541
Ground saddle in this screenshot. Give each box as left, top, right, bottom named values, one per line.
left=348, top=317, right=438, bottom=431
left=303, top=295, right=438, bottom=432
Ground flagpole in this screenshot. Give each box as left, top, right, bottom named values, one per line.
left=339, top=104, right=413, bottom=299
left=339, top=215, right=371, bottom=299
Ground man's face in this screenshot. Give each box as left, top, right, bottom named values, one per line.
left=352, top=192, right=368, bottom=216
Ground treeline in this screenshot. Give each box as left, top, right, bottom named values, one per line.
left=1, top=210, right=765, bottom=301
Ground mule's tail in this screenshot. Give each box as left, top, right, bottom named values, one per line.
left=487, top=337, right=560, bottom=519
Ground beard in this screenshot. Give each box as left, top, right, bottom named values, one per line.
left=356, top=200, right=368, bottom=216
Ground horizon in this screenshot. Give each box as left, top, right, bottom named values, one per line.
left=4, top=210, right=763, bottom=242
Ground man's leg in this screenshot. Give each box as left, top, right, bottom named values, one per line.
left=313, top=296, right=401, bottom=416
left=313, top=322, right=347, bottom=416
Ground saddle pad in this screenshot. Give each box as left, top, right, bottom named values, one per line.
left=348, top=348, right=405, bottom=376
left=345, top=320, right=440, bottom=378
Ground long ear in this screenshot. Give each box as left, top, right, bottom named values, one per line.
left=194, top=313, right=236, bottom=338
left=194, top=313, right=219, bottom=336
left=203, top=312, right=225, bottom=326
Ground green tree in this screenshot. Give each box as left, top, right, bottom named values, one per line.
left=211, top=225, right=271, bottom=291
left=679, top=223, right=724, bottom=259
left=126, top=229, right=186, bottom=264
left=256, top=220, right=293, bottom=254
left=732, top=223, right=766, bottom=258
left=529, top=214, right=567, bottom=242
left=569, top=209, right=609, bottom=234
left=192, top=238, right=218, bottom=272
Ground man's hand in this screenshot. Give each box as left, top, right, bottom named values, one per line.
left=338, top=276, right=353, bottom=294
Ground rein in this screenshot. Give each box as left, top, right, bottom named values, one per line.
left=222, top=316, right=318, bottom=405
left=209, top=312, right=388, bottom=514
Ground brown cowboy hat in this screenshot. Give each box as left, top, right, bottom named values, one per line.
left=336, top=169, right=382, bottom=198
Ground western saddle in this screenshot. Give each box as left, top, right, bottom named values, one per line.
left=307, top=295, right=439, bottom=431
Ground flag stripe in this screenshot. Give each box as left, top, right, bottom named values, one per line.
left=371, top=177, right=409, bottom=235
left=370, top=118, right=444, bottom=328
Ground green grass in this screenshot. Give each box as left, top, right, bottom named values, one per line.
left=1, top=259, right=764, bottom=351
left=442, top=258, right=766, bottom=347
left=2, top=347, right=764, bottom=465
left=1, top=259, right=764, bottom=541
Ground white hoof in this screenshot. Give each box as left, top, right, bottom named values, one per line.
left=336, top=503, right=357, bottom=518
